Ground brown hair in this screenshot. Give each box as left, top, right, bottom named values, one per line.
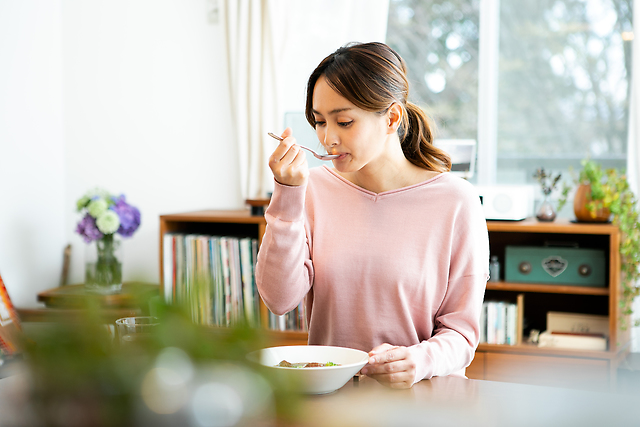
left=305, top=42, right=451, bottom=172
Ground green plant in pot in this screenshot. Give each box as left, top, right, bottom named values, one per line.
left=559, top=159, right=640, bottom=329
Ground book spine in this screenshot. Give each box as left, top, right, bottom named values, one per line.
left=232, top=238, right=243, bottom=321
left=496, top=302, right=506, bottom=345
left=506, top=303, right=517, bottom=345
left=480, top=301, right=489, bottom=344
left=251, top=239, right=260, bottom=327
left=486, top=302, right=497, bottom=344
left=212, top=237, right=222, bottom=326
left=516, top=293, right=524, bottom=345
left=240, top=238, right=255, bottom=326
left=219, top=237, right=231, bottom=326
left=162, top=233, right=174, bottom=304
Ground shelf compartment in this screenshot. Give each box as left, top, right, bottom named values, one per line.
left=486, top=218, right=619, bottom=235
left=477, top=342, right=624, bottom=359
left=486, top=281, right=609, bottom=296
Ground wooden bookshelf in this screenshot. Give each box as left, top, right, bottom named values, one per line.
left=159, top=212, right=630, bottom=389
left=471, top=218, right=630, bottom=390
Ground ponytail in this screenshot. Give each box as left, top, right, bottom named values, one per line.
left=400, top=103, right=451, bottom=173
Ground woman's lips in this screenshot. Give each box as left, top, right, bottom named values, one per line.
left=331, top=153, right=348, bottom=160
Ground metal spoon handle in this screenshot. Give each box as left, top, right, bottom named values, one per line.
left=267, top=133, right=339, bottom=160
left=267, top=132, right=284, bottom=141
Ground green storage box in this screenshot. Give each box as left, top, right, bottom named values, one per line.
left=504, top=246, right=606, bottom=287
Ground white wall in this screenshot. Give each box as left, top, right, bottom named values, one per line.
left=0, top=0, right=66, bottom=307
left=0, top=0, right=240, bottom=307
left=61, top=0, right=240, bottom=290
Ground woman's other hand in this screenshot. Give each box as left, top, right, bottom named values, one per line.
left=268, top=128, right=309, bottom=187
left=360, top=343, right=417, bottom=389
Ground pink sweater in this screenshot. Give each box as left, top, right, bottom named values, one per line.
left=256, top=166, right=489, bottom=383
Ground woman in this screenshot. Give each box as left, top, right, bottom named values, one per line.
left=255, top=42, right=489, bottom=389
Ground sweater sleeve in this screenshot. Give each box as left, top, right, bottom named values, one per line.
left=255, top=180, right=314, bottom=315
left=410, top=191, right=489, bottom=383
left=409, top=273, right=488, bottom=382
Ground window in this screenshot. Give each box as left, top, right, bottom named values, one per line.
left=386, top=0, right=480, bottom=141
left=386, top=0, right=632, bottom=187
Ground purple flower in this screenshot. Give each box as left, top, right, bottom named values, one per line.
left=76, top=213, right=104, bottom=243
left=111, top=195, right=141, bottom=238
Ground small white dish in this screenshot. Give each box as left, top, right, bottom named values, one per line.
left=247, top=345, right=369, bottom=394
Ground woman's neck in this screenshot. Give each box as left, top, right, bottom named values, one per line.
left=337, top=143, right=439, bottom=194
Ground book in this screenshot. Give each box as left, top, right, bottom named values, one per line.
left=538, top=330, right=607, bottom=351
left=0, top=272, right=21, bottom=356
left=230, top=238, right=243, bottom=321
left=251, top=239, right=260, bottom=326
left=239, top=237, right=255, bottom=326
left=496, top=301, right=506, bottom=345
left=162, top=233, right=174, bottom=303
left=197, top=235, right=212, bottom=325
left=219, top=237, right=232, bottom=326
left=486, top=301, right=497, bottom=344
left=186, top=235, right=197, bottom=321
left=479, top=302, right=488, bottom=344
left=210, top=237, right=223, bottom=326
left=516, top=293, right=524, bottom=345
left=546, top=312, right=609, bottom=338
left=506, top=303, right=517, bottom=345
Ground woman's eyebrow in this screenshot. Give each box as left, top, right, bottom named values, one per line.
left=312, top=107, right=353, bottom=115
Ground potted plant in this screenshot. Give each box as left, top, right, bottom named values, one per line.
left=559, top=159, right=640, bottom=329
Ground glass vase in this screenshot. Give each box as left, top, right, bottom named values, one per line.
left=85, top=234, right=123, bottom=294
left=536, top=194, right=557, bottom=222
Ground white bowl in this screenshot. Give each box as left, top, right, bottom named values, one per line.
left=247, top=345, right=369, bottom=394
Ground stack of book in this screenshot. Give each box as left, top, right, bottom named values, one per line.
left=537, top=312, right=608, bottom=351
left=162, top=233, right=260, bottom=327
left=479, top=295, right=524, bottom=345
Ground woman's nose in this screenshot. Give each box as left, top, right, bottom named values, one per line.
left=323, top=128, right=338, bottom=148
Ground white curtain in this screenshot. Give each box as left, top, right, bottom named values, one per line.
left=627, top=0, right=640, bottom=352
left=221, top=0, right=282, bottom=200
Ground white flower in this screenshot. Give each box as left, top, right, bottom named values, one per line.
left=88, top=198, right=108, bottom=218
left=96, top=210, right=120, bottom=234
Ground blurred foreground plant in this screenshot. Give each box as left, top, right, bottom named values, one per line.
left=20, top=288, right=301, bottom=427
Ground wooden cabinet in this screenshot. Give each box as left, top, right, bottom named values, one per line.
left=159, top=212, right=629, bottom=389
left=468, top=219, right=630, bottom=391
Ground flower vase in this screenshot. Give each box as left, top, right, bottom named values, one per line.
left=85, top=234, right=123, bottom=294
left=536, top=194, right=556, bottom=222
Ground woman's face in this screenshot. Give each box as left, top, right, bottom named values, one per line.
left=311, top=76, right=391, bottom=173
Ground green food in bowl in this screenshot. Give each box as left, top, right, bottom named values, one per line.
left=276, top=360, right=341, bottom=368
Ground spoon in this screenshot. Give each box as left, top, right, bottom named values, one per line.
left=268, top=132, right=340, bottom=160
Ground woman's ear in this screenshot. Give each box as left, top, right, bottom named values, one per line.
left=386, top=103, right=403, bottom=134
